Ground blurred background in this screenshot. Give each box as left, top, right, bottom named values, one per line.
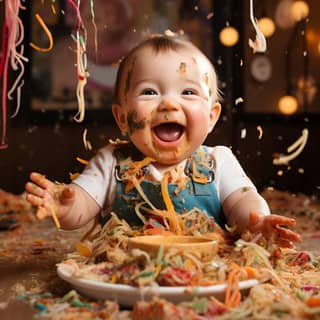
left=1, top=0, right=319, bottom=195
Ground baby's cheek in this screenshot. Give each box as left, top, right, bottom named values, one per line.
left=191, top=108, right=210, bottom=125
left=126, top=110, right=146, bottom=135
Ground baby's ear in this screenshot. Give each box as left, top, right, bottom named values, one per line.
left=112, top=104, right=128, bottom=133
left=208, top=102, right=221, bottom=132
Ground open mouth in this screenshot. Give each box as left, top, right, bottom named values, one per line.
left=152, top=123, right=185, bottom=142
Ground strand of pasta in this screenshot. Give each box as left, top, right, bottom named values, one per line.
left=161, top=172, right=183, bottom=234
left=89, top=0, right=98, bottom=62
left=273, top=129, right=309, bottom=165
left=29, top=14, right=53, bottom=52
left=248, top=0, right=267, bottom=53
left=225, top=266, right=242, bottom=308
left=67, top=0, right=89, bottom=123
left=1, top=0, right=28, bottom=148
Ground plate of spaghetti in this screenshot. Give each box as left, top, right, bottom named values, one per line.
left=56, top=210, right=320, bottom=316
left=57, top=212, right=261, bottom=307
left=57, top=264, right=259, bottom=307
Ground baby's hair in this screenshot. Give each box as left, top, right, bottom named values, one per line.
left=112, top=34, right=221, bottom=104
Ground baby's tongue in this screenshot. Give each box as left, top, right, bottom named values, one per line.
left=153, top=123, right=183, bottom=142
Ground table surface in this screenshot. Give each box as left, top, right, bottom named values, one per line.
left=0, top=189, right=319, bottom=319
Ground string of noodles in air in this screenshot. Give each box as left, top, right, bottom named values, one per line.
left=73, top=32, right=89, bottom=122
left=273, top=128, right=309, bottom=165
left=248, top=0, right=267, bottom=53
left=51, top=3, right=57, bottom=15
left=89, top=0, right=98, bottom=62
left=9, top=80, right=24, bottom=118
left=0, top=0, right=28, bottom=149
left=67, top=0, right=89, bottom=123
left=6, top=4, right=28, bottom=119
left=82, top=128, right=92, bottom=150
left=29, top=14, right=54, bottom=53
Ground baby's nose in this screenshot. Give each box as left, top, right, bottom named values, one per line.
left=158, top=97, right=180, bottom=112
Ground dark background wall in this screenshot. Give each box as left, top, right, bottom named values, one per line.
left=1, top=0, right=319, bottom=196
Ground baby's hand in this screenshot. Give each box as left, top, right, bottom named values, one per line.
left=25, top=172, right=75, bottom=222
left=248, top=212, right=301, bottom=248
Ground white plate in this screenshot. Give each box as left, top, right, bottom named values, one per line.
left=57, top=265, right=258, bottom=307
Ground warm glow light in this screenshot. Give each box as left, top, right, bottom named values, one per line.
left=219, top=26, right=239, bottom=47
left=291, top=1, right=309, bottom=21
left=258, top=17, right=276, bottom=38
left=278, top=95, right=298, bottom=114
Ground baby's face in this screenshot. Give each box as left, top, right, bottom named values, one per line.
left=113, top=45, right=221, bottom=165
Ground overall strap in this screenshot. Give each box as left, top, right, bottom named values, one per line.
left=184, top=146, right=215, bottom=184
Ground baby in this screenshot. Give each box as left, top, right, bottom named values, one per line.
left=25, top=34, right=300, bottom=247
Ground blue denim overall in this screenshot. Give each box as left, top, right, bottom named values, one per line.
left=102, top=145, right=226, bottom=228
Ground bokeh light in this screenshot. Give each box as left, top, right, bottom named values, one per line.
left=219, top=26, right=239, bottom=47
left=278, top=95, right=299, bottom=114
left=291, top=1, right=309, bottom=21
left=258, top=17, right=276, bottom=38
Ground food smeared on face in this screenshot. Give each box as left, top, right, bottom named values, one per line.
left=178, top=62, right=187, bottom=75
left=203, top=73, right=212, bottom=99
left=124, top=58, right=136, bottom=100
left=204, top=73, right=209, bottom=86
left=127, top=110, right=146, bottom=135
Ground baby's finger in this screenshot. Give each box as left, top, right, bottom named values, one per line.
left=30, top=172, right=54, bottom=190
left=266, top=215, right=296, bottom=227
left=36, top=206, right=48, bottom=220
left=26, top=193, right=44, bottom=207
left=275, top=225, right=301, bottom=242
left=25, top=182, right=45, bottom=197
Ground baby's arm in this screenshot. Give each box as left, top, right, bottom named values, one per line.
left=25, top=172, right=100, bottom=230
left=223, top=187, right=301, bottom=247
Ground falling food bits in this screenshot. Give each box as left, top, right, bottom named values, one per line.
left=256, top=125, right=263, bottom=139
left=277, top=170, right=284, bottom=176
left=207, top=12, right=214, bottom=20
left=235, top=97, right=244, bottom=105
left=82, top=128, right=92, bottom=151
left=248, top=0, right=267, bottom=53
left=241, top=128, right=247, bottom=139
left=273, top=129, right=309, bottom=166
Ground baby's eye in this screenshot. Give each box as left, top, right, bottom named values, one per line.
left=141, top=89, right=158, bottom=95
left=182, top=89, right=197, bottom=95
